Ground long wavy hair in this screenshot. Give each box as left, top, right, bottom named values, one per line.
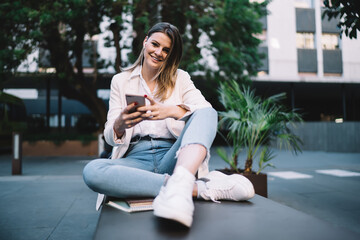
left=124, top=22, right=183, bottom=101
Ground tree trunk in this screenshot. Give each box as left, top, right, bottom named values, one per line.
left=232, top=152, right=238, bottom=171
left=161, top=0, right=187, bottom=35
left=110, top=0, right=124, bottom=72
left=110, top=22, right=122, bottom=73
left=132, top=0, right=150, bottom=58
left=42, top=22, right=107, bottom=130
left=244, top=158, right=253, bottom=173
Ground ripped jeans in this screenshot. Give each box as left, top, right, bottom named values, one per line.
left=83, top=107, right=218, bottom=198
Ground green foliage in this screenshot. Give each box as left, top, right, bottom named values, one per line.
left=257, top=146, right=275, bottom=174
left=75, top=115, right=99, bottom=133
left=0, top=91, right=27, bottom=135
left=0, top=0, right=112, bottom=130
left=199, top=0, right=269, bottom=85
left=216, top=147, right=239, bottom=173
left=127, top=0, right=269, bottom=85
left=217, top=80, right=303, bottom=173
left=323, top=0, right=360, bottom=39
left=0, top=0, right=37, bottom=84
left=1, top=0, right=270, bottom=134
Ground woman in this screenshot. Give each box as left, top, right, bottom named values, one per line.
left=83, top=22, right=254, bottom=227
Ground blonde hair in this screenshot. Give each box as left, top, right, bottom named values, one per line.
left=124, top=22, right=183, bottom=101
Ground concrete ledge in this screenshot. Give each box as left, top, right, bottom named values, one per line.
left=94, top=195, right=359, bottom=240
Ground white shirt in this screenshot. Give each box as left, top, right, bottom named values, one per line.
left=104, top=65, right=212, bottom=177
left=131, top=69, right=175, bottom=139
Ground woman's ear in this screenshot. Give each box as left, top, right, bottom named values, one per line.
left=143, top=36, right=148, bottom=48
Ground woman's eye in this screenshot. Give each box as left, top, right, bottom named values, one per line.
left=163, top=49, right=169, bottom=53
left=151, top=42, right=158, bottom=47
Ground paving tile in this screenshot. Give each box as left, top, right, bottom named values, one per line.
left=316, top=169, right=360, bottom=177
left=1, top=149, right=360, bottom=239
left=268, top=171, right=313, bottom=179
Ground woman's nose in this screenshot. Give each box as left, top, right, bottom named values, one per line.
left=154, top=48, right=162, bottom=55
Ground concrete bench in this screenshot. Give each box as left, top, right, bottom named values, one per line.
left=94, top=195, right=359, bottom=240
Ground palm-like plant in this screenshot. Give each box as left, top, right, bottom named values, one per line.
left=217, top=80, right=303, bottom=174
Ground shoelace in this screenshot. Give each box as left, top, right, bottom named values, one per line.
left=201, top=187, right=233, bottom=203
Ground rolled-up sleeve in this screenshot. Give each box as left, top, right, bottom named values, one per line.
left=103, top=74, right=127, bottom=146
left=176, top=70, right=212, bottom=120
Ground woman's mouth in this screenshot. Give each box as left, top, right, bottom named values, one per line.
left=151, top=55, right=163, bottom=62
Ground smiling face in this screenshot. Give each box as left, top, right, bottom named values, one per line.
left=143, top=32, right=172, bottom=72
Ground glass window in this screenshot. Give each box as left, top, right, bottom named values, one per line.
left=71, top=115, right=79, bottom=127
left=322, top=33, right=340, bottom=49
left=294, top=0, right=314, bottom=8
left=254, top=30, right=267, bottom=47
left=49, top=115, right=66, bottom=127
left=296, top=33, right=315, bottom=49
left=97, top=89, right=110, bottom=99
left=3, top=89, right=38, bottom=99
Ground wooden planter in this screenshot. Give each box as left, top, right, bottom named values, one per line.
left=217, top=169, right=268, bottom=198
left=22, top=140, right=98, bottom=156
left=242, top=172, right=267, bottom=198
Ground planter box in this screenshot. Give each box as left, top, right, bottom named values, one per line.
left=217, top=169, right=268, bottom=198
left=242, top=172, right=268, bottom=198
left=22, top=140, right=98, bottom=156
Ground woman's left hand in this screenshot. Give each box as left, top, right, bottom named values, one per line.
left=137, top=95, right=187, bottom=120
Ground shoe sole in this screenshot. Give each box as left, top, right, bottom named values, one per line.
left=228, top=174, right=255, bottom=199
left=153, top=197, right=193, bottom=227
left=206, top=171, right=255, bottom=200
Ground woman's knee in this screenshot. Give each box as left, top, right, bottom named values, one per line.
left=195, top=107, right=217, bottom=116
left=193, top=107, right=218, bottom=124
left=83, top=159, right=106, bottom=190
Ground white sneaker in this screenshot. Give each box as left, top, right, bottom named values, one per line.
left=153, top=166, right=195, bottom=227
left=199, top=171, right=255, bottom=203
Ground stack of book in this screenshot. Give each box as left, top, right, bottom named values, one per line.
left=106, top=198, right=154, bottom=213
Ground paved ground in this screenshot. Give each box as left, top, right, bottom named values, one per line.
left=0, top=148, right=359, bottom=240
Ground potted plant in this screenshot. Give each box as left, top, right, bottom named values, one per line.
left=216, top=80, right=303, bottom=197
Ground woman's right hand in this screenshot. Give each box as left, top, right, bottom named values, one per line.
left=113, top=103, right=145, bottom=138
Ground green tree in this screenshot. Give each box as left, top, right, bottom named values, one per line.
left=1, top=0, right=269, bottom=131
left=104, top=0, right=131, bottom=73
left=126, top=0, right=268, bottom=84
left=0, top=1, right=37, bottom=86
left=0, top=0, right=114, bottom=130
left=194, top=0, right=268, bottom=85
left=323, top=0, right=360, bottom=39
left=36, top=0, right=112, bottom=129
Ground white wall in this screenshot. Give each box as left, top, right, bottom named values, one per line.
left=256, top=0, right=360, bottom=84
left=342, top=36, right=360, bottom=82
left=266, top=0, right=298, bottom=80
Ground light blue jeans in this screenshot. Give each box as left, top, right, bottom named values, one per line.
left=83, top=107, right=218, bottom=198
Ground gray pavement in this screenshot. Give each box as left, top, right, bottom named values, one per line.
left=0, top=148, right=359, bottom=240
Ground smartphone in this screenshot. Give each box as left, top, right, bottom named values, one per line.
left=125, top=94, right=146, bottom=113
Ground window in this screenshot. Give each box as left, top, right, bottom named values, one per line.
left=97, top=89, right=110, bottom=100
left=49, top=115, right=66, bottom=127
left=296, top=33, right=315, bottom=49
left=71, top=115, right=79, bottom=127
left=254, top=30, right=267, bottom=47
left=322, top=33, right=340, bottom=49
left=3, top=89, right=38, bottom=99
left=294, top=0, right=314, bottom=8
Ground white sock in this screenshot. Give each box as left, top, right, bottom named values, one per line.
left=196, top=180, right=207, bottom=199
left=168, top=166, right=195, bottom=197
left=173, top=166, right=195, bottom=180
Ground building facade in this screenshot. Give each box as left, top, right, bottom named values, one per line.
left=3, top=0, right=360, bottom=151
left=254, top=0, right=360, bottom=122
